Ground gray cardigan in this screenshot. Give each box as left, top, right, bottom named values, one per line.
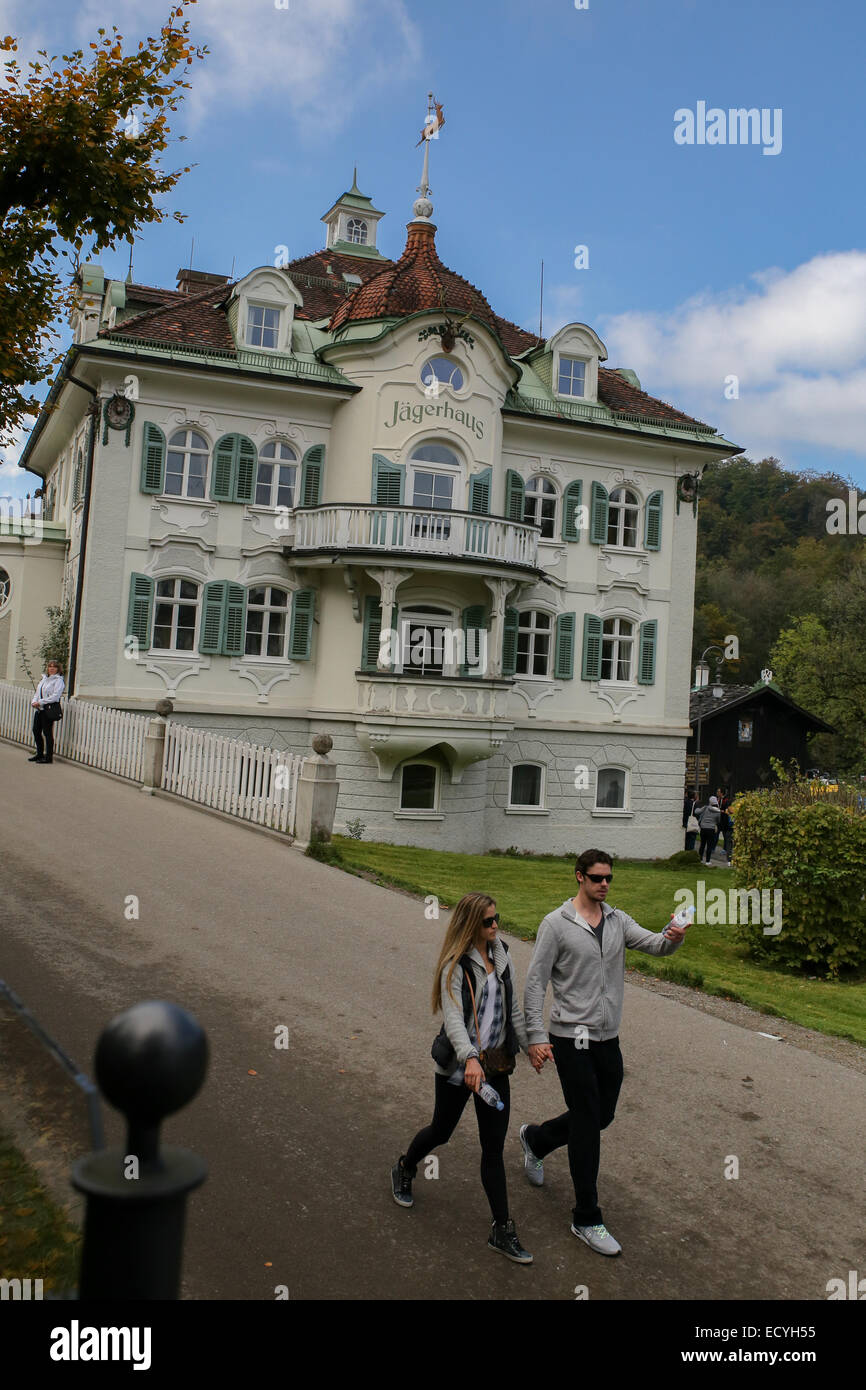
left=434, top=936, right=530, bottom=1076
left=524, top=898, right=683, bottom=1044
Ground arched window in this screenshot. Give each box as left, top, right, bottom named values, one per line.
left=152, top=578, right=200, bottom=651
left=516, top=610, right=552, bottom=677
left=420, top=356, right=465, bottom=394
left=245, top=586, right=290, bottom=658
left=409, top=443, right=461, bottom=541
left=524, top=476, right=558, bottom=539
left=399, top=761, right=439, bottom=811
left=601, top=616, right=635, bottom=681
left=165, top=430, right=209, bottom=500
left=347, top=218, right=368, bottom=245
left=596, top=767, right=627, bottom=810
left=509, top=763, right=544, bottom=809
left=0, top=567, right=11, bottom=611
left=255, top=441, right=298, bottom=509
left=607, top=487, right=640, bottom=548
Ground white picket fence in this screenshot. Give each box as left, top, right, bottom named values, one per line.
left=0, top=680, right=302, bottom=835
left=0, top=680, right=149, bottom=781
left=162, top=723, right=302, bottom=834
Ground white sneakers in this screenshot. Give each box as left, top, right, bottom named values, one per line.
left=519, top=1124, right=544, bottom=1187
left=571, top=1222, right=622, bottom=1257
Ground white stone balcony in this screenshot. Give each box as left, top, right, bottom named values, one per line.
left=291, top=505, right=539, bottom=571
left=355, top=673, right=514, bottom=782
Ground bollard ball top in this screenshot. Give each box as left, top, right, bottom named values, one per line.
left=155, top=698, right=174, bottom=718
left=311, top=733, right=333, bottom=756
left=94, top=1001, right=208, bottom=1125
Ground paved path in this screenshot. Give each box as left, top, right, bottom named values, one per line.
left=0, top=740, right=863, bottom=1301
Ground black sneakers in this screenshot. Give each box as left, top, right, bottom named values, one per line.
left=390, top=1156, right=415, bottom=1208
left=488, top=1218, right=533, bottom=1264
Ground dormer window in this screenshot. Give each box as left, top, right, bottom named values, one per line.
left=247, top=304, right=280, bottom=349
left=347, top=219, right=368, bottom=245
left=557, top=355, right=586, bottom=398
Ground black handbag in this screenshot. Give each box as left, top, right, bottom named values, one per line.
left=43, top=701, right=63, bottom=723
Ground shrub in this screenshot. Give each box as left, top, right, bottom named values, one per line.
left=730, top=786, right=866, bottom=977
left=344, top=816, right=366, bottom=840
left=665, top=849, right=703, bottom=868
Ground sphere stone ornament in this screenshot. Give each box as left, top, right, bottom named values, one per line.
left=94, top=1000, right=208, bottom=1131
left=413, top=195, right=433, bottom=220
left=155, top=698, right=174, bottom=718
left=312, top=732, right=333, bottom=756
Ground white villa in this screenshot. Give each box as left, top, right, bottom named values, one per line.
left=9, top=155, right=740, bottom=855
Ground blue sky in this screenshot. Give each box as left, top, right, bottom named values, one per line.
left=3, top=0, right=865, bottom=499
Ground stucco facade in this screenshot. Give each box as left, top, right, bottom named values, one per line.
left=14, top=167, right=740, bottom=855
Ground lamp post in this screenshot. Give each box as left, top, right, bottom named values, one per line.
left=693, top=644, right=726, bottom=799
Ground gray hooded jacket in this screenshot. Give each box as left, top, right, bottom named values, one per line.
left=524, top=898, right=683, bottom=1044
left=435, top=936, right=530, bottom=1076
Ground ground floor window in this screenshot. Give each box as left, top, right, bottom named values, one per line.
left=400, top=762, right=438, bottom=811
left=509, top=763, right=544, bottom=808
left=245, top=586, right=289, bottom=658
left=596, top=767, right=627, bottom=809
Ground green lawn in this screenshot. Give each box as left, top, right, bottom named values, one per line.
left=0, top=1130, right=81, bottom=1296
left=329, top=838, right=866, bottom=1046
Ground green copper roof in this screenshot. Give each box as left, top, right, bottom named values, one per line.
left=328, top=239, right=387, bottom=259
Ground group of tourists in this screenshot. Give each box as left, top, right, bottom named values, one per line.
left=683, top=787, right=733, bottom=864
left=390, top=850, right=687, bottom=1263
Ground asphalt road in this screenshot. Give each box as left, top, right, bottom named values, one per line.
left=1, top=740, right=863, bottom=1301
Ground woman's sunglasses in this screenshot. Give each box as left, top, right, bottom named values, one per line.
left=482, top=913, right=500, bottom=925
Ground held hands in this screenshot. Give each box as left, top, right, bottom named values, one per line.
left=463, top=1057, right=484, bottom=1093
left=529, top=1043, right=553, bottom=1073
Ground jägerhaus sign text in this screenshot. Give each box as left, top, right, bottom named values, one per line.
left=384, top=396, right=484, bottom=440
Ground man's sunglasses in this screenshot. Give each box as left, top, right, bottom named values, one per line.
left=585, top=873, right=613, bottom=883
left=482, top=913, right=500, bottom=925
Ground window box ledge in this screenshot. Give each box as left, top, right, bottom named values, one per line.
left=591, top=808, right=633, bottom=817
left=393, top=811, right=445, bottom=821
left=505, top=807, right=549, bottom=815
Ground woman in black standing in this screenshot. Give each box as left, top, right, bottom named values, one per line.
left=390, top=892, right=534, bottom=1263
left=29, top=659, right=64, bottom=764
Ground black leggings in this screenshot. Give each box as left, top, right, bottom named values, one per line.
left=404, top=1072, right=511, bottom=1224
left=32, top=709, right=55, bottom=760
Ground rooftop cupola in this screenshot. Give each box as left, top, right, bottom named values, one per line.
left=320, top=169, right=387, bottom=258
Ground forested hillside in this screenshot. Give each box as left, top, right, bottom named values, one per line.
left=693, top=456, right=866, bottom=776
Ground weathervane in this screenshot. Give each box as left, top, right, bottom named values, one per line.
left=412, top=92, right=444, bottom=224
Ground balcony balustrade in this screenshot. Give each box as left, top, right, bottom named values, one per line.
left=291, top=505, right=539, bottom=569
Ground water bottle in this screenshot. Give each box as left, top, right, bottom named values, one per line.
left=664, top=904, right=696, bottom=935
left=478, top=1083, right=504, bottom=1110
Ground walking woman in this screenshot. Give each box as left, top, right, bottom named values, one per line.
left=29, top=659, right=64, bottom=764
left=695, top=794, right=721, bottom=864
left=390, top=892, right=533, bottom=1263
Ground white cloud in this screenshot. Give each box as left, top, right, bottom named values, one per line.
left=599, top=251, right=866, bottom=457
left=58, top=0, right=422, bottom=136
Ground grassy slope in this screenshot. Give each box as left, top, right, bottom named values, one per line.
left=0, top=1130, right=81, bottom=1294
left=330, top=839, right=866, bottom=1046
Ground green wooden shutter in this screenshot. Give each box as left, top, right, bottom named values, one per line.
left=638, top=619, right=658, bottom=685
left=140, top=423, right=165, bottom=495
left=581, top=613, right=603, bottom=679
left=469, top=468, right=492, bottom=515
left=589, top=481, right=609, bottom=544
left=126, top=573, right=154, bottom=650
left=361, top=595, right=382, bottom=672
left=200, top=580, right=226, bottom=654
left=300, top=444, right=325, bottom=508
left=289, top=588, right=315, bottom=660
left=554, top=612, right=576, bottom=679
left=371, top=453, right=405, bottom=505
left=72, top=452, right=84, bottom=507
left=223, top=583, right=247, bottom=656
left=501, top=606, right=519, bottom=677
left=234, top=438, right=257, bottom=504
left=644, top=490, right=663, bottom=550
left=211, top=436, right=237, bottom=502
left=461, top=605, right=488, bottom=676
left=505, top=470, right=525, bottom=522
left=562, top=480, right=583, bottom=541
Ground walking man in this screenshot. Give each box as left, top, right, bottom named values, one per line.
left=519, top=849, right=687, bottom=1255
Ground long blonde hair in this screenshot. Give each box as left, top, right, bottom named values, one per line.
left=431, top=892, right=495, bottom=1013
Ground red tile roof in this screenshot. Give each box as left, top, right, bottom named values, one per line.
left=99, top=235, right=711, bottom=429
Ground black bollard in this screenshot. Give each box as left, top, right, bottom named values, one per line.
left=71, top=1000, right=208, bottom=1300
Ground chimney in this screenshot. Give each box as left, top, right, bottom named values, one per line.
left=176, top=268, right=231, bottom=295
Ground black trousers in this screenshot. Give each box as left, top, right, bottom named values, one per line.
left=525, top=1035, right=623, bottom=1227
left=32, top=709, right=55, bottom=760
left=699, top=828, right=718, bottom=862
left=404, top=1072, right=511, bottom=1224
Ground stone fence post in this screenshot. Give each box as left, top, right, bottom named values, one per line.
left=293, top=733, right=340, bottom=849
left=141, top=698, right=174, bottom=794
